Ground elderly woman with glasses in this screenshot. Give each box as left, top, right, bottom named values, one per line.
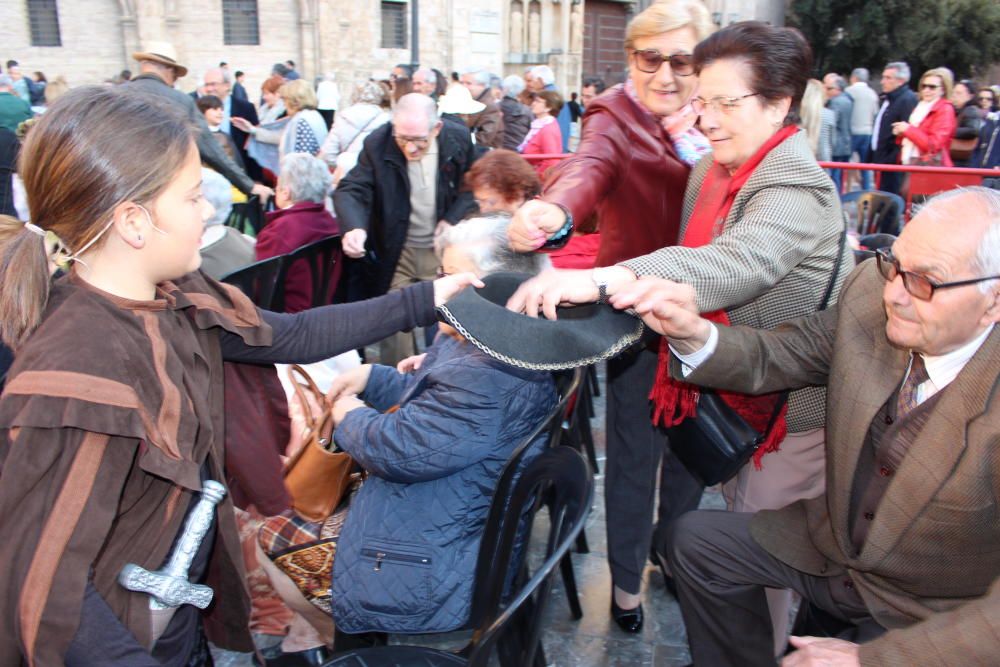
left=892, top=67, right=957, bottom=167
left=508, top=21, right=852, bottom=650
left=507, top=0, right=715, bottom=633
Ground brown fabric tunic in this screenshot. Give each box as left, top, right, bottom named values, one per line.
left=0, top=271, right=271, bottom=666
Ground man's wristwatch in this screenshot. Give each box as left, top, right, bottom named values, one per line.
left=592, top=267, right=616, bottom=304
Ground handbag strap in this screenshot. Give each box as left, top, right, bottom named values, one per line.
left=287, top=364, right=330, bottom=431
left=762, top=218, right=847, bottom=437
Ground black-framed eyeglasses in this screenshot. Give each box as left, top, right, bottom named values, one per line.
left=631, top=49, right=694, bottom=76
left=978, top=94, right=995, bottom=101
left=690, top=93, right=760, bottom=116
left=875, top=248, right=1000, bottom=300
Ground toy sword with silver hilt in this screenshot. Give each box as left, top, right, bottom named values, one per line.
left=118, top=480, right=226, bottom=610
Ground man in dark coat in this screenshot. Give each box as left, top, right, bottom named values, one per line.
left=871, top=62, right=918, bottom=196
left=499, top=75, right=531, bottom=151
left=127, top=42, right=271, bottom=200
left=202, top=67, right=261, bottom=180
left=334, top=93, right=479, bottom=366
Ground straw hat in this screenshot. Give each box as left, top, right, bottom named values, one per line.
left=437, top=85, right=486, bottom=115
left=437, top=272, right=645, bottom=371
left=132, top=41, right=188, bottom=77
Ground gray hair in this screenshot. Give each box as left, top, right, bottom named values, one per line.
left=530, top=65, right=555, bottom=86
left=462, top=68, right=492, bottom=87
left=435, top=214, right=552, bottom=276
left=279, top=152, right=332, bottom=204
left=916, top=187, right=1000, bottom=293
left=352, top=80, right=386, bottom=106
left=829, top=75, right=847, bottom=92
left=204, top=67, right=231, bottom=85
left=394, top=92, right=439, bottom=131
left=201, top=168, right=233, bottom=226
left=414, top=67, right=437, bottom=84
left=851, top=67, right=869, bottom=83
left=885, top=62, right=911, bottom=84
left=502, top=75, right=525, bottom=97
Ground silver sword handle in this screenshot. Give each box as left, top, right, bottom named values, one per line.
left=161, top=480, right=226, bottom=580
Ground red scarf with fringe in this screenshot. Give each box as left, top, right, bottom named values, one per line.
left=650, top=125, right=798, bottom=469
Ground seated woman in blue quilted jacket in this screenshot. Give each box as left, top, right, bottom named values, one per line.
left=259, top=213, right=556, bottom=640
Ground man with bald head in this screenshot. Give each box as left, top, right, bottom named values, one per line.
left=334, top=93, right=480, bottom=364
left=610, top=187, right=1000, bottom=666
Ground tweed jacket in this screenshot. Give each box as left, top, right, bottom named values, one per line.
left=622, top=130, right=853, bottom=431
left=682, top=261, right=1000, bottom=665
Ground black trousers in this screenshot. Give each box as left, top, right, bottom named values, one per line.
left=605, top=344, right=704, bottom=594
left=665, top=510, right=884, bottom=667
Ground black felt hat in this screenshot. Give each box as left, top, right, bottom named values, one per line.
left=437, top=272, right=645, bottom=370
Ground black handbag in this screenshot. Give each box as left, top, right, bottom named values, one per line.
left=666, top=224, right=848, bottom=486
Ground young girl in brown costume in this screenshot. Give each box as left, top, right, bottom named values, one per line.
left=0, top=85, right=476, bottom=666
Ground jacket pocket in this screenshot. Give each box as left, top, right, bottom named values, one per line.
left=356, top=540, right=435, bottom=617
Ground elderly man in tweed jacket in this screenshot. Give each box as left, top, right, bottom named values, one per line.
left=613, top=187, right=1000, bottom=666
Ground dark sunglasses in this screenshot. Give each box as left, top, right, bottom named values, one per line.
left=875, top=248, right=1000, bottom=300
left=920, top=83, right=940, bottom=90
left=631, top=49, right=694, bottom=76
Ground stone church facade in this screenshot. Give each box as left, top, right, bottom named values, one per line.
left=1, top=0, right=585, bottom=99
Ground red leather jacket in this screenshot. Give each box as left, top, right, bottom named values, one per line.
left=540, top=85, right=690, bottom=266
left=897, top=97, right=957, bottom=166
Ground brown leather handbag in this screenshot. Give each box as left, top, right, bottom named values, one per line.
left=283, top=365, right=357, bottom=522
left=950, top=136, right=978, bottom=163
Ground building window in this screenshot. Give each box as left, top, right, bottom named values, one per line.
left=381, top=1, right=407, bottom=49
left=222, top=0, right=260, bottom=45
left=26, top=0, right=62, bottom=47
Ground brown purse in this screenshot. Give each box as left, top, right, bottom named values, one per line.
left=950, top=136, right=978, bottom=163
left=283, top=364, right=357, bottom=522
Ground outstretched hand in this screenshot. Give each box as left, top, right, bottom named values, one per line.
left=508, top=200, right=566, bottom=252
left=609, top=277, right=711, bottom=353
left=505, top=269, right=600, bottom=320
left=433, top=272, right=485, bottom=306
left=781, top=636, right=860, bottom=667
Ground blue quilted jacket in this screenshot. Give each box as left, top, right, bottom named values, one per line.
left=330, top=335, right=556, bottom=633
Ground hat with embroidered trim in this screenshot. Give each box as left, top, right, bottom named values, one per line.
left=437, top=271, right=645, bottom=371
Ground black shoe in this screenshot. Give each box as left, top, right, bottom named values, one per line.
left=610, top=597, right=644, bottom=633
left=650, top=545, right=678, bottom=598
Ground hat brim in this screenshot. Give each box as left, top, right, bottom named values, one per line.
left=132, top=52, right=188, bottom=78
left=437, top=272, right=645, bottom=371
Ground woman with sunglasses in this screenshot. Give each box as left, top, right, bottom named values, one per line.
left=978, top=86, right=998, bottom=114
left=892, top=67, right=958, bottom=167
left=509, top=22, right=852, bottom=652
left=507, top=0, right=715, bottom=634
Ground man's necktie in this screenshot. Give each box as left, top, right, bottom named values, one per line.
left=896, top=354, right=929, bottom=418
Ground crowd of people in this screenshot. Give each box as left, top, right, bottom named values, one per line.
left=0, top=1, right=999, bottom=666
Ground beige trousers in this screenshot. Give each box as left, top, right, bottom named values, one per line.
left=378, top=245, right=439, bottom=367
left=722, top=427, right=827, bottom=656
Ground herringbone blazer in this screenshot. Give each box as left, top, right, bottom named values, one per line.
left=622, top=130, right=853, bottom=431
left=683, top=261, right=1000, bottom=665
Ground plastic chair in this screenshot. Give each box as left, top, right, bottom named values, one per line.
left=224, top=194, right=267, bottom=236
left=280, top=234, right=343, bottom=310
left=323, top=446, right=594, bottom=667
left=843, top=190, right=904, bottom=236
left=219, top=254, right=288, bottom=310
